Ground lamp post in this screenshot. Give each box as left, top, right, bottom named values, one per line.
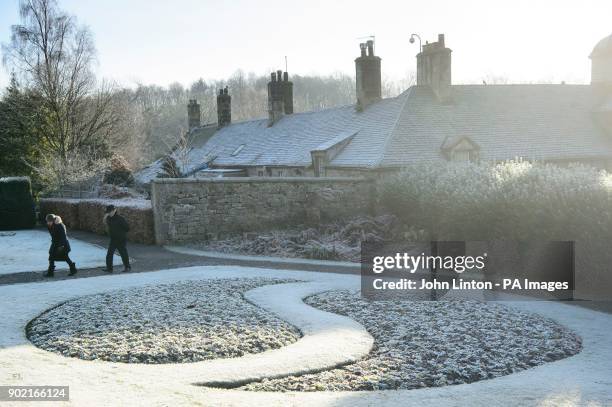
left=409, top=33, right=422, bottom=53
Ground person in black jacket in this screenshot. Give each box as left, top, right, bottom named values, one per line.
left=45, top=214, right=77, bottom=277
left=103, top=205, right=131, bottom=272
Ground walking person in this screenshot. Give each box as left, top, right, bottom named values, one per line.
left=45, top=214, right=77, bottom=277
left=103, top=205, right=131, bottom=273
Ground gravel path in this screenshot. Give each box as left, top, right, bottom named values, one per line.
left=243, top=290, right=582, bottom=391
left=27, top=278, right=301, bottom=364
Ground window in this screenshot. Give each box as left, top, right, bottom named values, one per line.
left=441, top=136, right=479, bottom=163
left=312, top=155, right=325, bottom=177
left=452, top=150, right=472, bottom=162
left=277, top=170, right=284, bottom=177
left=257, top=170, right=264, bottom=177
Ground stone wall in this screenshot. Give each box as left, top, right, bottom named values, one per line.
left=151, top=177, right=375, bottom=244
left=40, top=199, right=155, bottom=244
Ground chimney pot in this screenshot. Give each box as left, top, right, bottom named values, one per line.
left=360, top=43, right=367, bottom=57
left=366, top=40, right=374, bottom=56
left=438, top=34, right=445, bottom=46
left=283, top=71, right=288, bottom=82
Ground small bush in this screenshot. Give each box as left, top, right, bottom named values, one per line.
left=158, top=156, right=182, bottom=178
left=302, top=241, right=341, bottom=260
left=103, top=156, right=134, bottom=186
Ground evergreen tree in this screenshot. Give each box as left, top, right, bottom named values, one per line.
left=0, top=75, right=45, bottom=177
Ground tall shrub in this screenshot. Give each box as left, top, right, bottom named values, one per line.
left=0, top=176, right=36, bottom=230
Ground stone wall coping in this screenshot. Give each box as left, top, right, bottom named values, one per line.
left=152, top=176, right=371, bottom=185
left=40, top=197, right=151, bottom=209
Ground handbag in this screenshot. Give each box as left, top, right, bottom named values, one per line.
left=54, top=245, right=67, bottom=259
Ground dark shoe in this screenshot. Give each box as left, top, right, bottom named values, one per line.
left=69, top=263, right=78, bottom=276
left=122, top=266, right=131, bottom=273
left=44, top=266, right=55, bottom=278
left=102, top=268, right=113, bottom=273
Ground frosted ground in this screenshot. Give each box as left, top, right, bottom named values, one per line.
left=0, top=230, right=112, bottom=274
left=244, top=290, right=581, bottom=391
left=28, top=278, right=301, bottom=363
left=1, top=266, right=611, bottom=406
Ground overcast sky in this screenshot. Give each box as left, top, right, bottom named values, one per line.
left=0, top=0, right=610, bottom=89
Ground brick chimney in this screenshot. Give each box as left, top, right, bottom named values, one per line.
left=355, top=40, right=382, bottom=110
left=187, top=99, right=201, bottom=130
left=417, top=34, right=452, bottom=103
left=282, top=71, right=294, bottom=115
left=267, top=70, right=293, bottom=126
left=217, top=86, right=231, bottom=128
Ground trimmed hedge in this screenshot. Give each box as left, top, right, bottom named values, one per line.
left=39, top=198, right=154, bottom=244
left=380, top=161, right=612, bottom=301
left=0, top=177, right=35, bottom=230
left=381, top=161, right=612, bottom=241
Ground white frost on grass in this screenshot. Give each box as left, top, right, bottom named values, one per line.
left=0, top=267, right=610, bottom=406
left=27, top=278, right=301, bottom=364
left=243, top=290, right=582, bottom=392
left=0, top=229, right=112, bottom=274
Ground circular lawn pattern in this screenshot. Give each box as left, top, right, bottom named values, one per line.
left=27, top=278, right=301, bottom=364
left=242, top=290, right=582, bottom=391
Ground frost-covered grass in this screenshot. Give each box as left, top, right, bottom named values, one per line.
left=0, top=229, right=111, bottom=274
left=27, top=278, right=301, bottom=364
left=242, top=290, right=582, bottom=392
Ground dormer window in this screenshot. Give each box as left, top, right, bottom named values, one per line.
left=441, top=136, right=480, bottom=162
left=451, top=149, right=475, bottom=162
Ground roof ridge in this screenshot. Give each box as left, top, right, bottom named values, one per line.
left=451, top=83, right=591, bottom=87
left=375, top=86, right=414, bottom=167
left=218, top=95, right=406, bottom=129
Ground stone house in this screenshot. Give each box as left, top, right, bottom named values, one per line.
left=136, top=33, right=612, bottom=182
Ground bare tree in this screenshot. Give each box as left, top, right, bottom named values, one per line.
left=2, top=0, right=119, bottom=161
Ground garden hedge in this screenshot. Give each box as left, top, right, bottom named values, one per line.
left=380, top=161, right=612, bottom=301
left=39, top=198, right=154, bottom=244
left=0, top=177, right=36, bottom=230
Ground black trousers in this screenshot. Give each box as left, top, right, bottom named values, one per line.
left=49, top=253, right=75, bottom=268
left=106, top=239, right=130, bottom=270
left=49, top=245, right=74, bottom=269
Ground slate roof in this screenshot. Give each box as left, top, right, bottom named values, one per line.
left=381, top=85, right=612, bottom=166
left=199, top=94, right=406, bottom=169
left=136, top=84, right=612, bottom=182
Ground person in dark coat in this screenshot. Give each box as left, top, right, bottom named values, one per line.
left=103, top=205, right=131, bottom=272
left=45, top=214, right=77, bottom=277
